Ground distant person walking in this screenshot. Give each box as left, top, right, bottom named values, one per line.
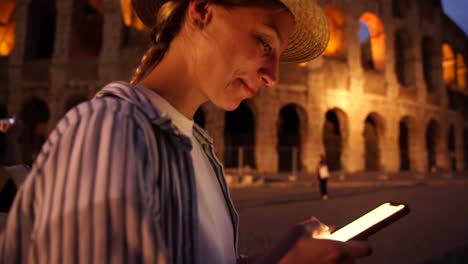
left=317, top=155, right=330, bottom=200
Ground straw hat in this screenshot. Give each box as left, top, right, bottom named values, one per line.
left=131, top=0, right=330, bottom=62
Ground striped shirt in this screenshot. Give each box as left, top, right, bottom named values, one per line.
left=137, top=87, right=236, bottom=264
left=0, top=81, right=239, bottom=264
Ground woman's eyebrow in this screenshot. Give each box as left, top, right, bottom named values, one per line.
left=261, top=24, right=283, bottom=47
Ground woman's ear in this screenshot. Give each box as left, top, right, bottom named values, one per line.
left=187, top=0, right=213, bottom=28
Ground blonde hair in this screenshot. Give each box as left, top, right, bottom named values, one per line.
left=130, top=1, right=189, bottom=85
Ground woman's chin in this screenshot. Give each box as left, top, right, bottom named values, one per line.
left=215, top=99, right=243, bottom=111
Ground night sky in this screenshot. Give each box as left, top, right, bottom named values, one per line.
left=442, top=0, right=468, bottom=35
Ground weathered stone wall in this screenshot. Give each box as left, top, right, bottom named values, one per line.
left=1, top=0, right=467, bottom=175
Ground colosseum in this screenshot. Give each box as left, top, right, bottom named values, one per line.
left=0, top=0, right=467, bottom=178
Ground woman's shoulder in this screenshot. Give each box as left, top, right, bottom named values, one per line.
left=58, top=96, right=155, bottom=133
left=41, top=98, right=152, bottom=157
left=64, top=96, right=143, bottom=121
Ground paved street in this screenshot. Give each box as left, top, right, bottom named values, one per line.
left=231, top=182, right=468, bottom=263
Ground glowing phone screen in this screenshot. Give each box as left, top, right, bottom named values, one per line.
left=323, top=202, right=405, bottom=242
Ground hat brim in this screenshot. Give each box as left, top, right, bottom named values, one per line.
left=279, top=0, right=330, bottom=63
left=131, top=0, right=330, bottom=63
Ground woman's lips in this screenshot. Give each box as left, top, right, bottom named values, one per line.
left=241, top=79, right=257, bottom=98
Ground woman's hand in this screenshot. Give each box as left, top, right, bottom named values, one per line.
left=261, top=218, right=372, bottom=264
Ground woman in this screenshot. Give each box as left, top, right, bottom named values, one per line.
left=0, top=0, right=371, bottom=263
left=317, top=155, right=330, bottom=200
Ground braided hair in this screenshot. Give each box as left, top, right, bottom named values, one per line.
left=130, top=1, right=189, bottom=85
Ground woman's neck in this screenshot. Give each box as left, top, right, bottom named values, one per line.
left=138, top=42, right=206, bottom=119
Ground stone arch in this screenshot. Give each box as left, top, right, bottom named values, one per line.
left=394, top=29, right=415, bottom=86
left=24, top=0, right=56, bottom=61
left=359, top=12, right=386, bottom=71
left=323, top=4, right=346, bottom=57
left=447, top=124, right=456, bottom=170
left=426, top=119, right=441, bottom=171
left=442, top=43, right=456, bottom=89
left=70, top=0, right=103, bottom=56
left=0, top=0, right=15, bottom=56
left=64, top=94, right=88, bottom=114
left=399, top=116, right=417, bottom=171
left=323, top=108, right=348, bottom=171
left=457, top=54, right=466, bottom=91
left=363, top=112, right=385, bottom=171
left=277, top=104, right=307, bottom=172
left=421, top=36, right=438, bottom=92
left=194, top=107, right=205, bottom=128
left=224, top=101, right=255, bottom=169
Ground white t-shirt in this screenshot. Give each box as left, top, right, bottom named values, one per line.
left=139, top=87, right=236, bottom=264
left=319, top=165, right=329, bottom=179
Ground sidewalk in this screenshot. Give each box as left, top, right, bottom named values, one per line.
left=227, top=170, right=468, bottom=189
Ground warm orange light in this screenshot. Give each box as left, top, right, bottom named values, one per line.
left=0, top=0, right=14, bottom=24
left=323, top=5, right=345, bottom=56
left=457, top=54, right=466, bottom=91
left=0, top=0, right=15, bottom=56
left=120, top=0, right=145, bottom=30
left=0, top=23, right=14, bottom=56
left=442, top=43, right=456, bottom=88
left=359, top=12, right=386, bottom=71
left=298, top=62, right=308, bottom=68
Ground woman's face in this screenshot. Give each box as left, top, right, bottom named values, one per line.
left=191, top=3, right=295, bottom=110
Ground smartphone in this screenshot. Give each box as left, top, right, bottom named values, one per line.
left=321, top=202, right=409, bottom=242
left=0, top=117, right=15, bottom=126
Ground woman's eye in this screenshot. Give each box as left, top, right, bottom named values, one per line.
left=258, top=37, right=272, bottom=54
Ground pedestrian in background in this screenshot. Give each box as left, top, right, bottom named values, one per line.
left=0, top=99, right=48, bottom=192
left=317, top=154, right=330, bottom=200
left=0, top=104, right=33, bottom=215
left=1, top=0, right=371, bottom=263
left=17, top=97, right=50, bottom=167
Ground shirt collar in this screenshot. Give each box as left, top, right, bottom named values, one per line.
left=96, top=81, right=214, bottom=146
left=137, top=86, right=194, bottom=138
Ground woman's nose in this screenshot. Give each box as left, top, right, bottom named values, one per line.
left=259, top=57, right=280, bottom=87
